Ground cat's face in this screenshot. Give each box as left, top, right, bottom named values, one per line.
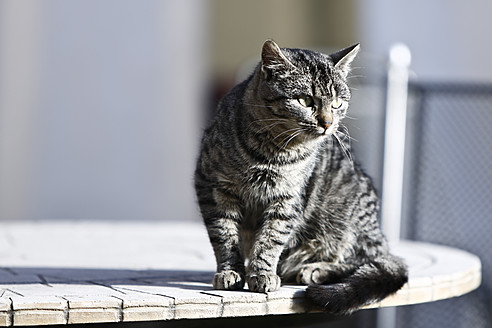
left=257, top=40, right=359, bottom=140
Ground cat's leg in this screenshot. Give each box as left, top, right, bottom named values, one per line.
left=207, top=216, right=245, bottom=290
left=277, top=249, right=356, bottom=285
left=198, top=187, right=245, bottom=290
left=246, top=202, right=300, bottom=293
left=207, top=220, right=245, bottom=290
left=296, top=262, right=355, bottom=285
left=276, top=241, right=357, bottom=285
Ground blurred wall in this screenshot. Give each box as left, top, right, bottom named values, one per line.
left=357, top=0, right=492, bottom=82
left=211, top=0, right=492, bottom=84
left=211, top=0, right=358, bottom=84
left=2, top=0, right=490, bottom=222
left=0, top=0, right=208, bottom=221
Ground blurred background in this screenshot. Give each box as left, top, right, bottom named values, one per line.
left=1, top=0, right=492, bottom=221
left=1, top=0, right=491, bottom=327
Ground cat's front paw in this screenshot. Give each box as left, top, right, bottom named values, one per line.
left=213, top=270, right=245, bottom=290
left=246, top=272, right=281, bottom=292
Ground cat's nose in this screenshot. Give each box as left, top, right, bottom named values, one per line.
left=318, top=119, right=332, bottom=130
left=319, top=110, right=333, bottom=130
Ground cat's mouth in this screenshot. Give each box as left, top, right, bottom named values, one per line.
left=299, top=120, right=339, bottom=138
left=319, top=121, right=338, bottom=136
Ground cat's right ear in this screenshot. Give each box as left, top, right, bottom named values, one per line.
left=331, top=43, right=360, bottom=79
left=261, top=40, right=294, bottom=79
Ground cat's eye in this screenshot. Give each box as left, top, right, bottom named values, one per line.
left=298, top=95, right=315, bottom=108
left=331, top=98, right=344, bottom=109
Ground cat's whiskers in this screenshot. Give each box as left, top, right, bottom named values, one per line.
left=251, top=121, right=291, bottom=136
left=248, top=118, right=289, bottom=127
left=248, top=117, right=289, bottom=129
left=278, top=128, right=308, bottom=151
left=333, top=133, right=354, bottom=164
left=272, top=127, right=306, bottom=142
left=344, top=115, right=358, bottom=121
left=338, top=125, right=358, bottom=143
left=346, top=74, right=365, bottom=80
left=247, top=121, right=286, bottom=137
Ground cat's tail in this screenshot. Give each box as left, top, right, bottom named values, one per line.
left=305, top=255, right=408, bottom=315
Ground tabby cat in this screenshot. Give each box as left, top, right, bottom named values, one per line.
left=194, top=40, right=408, bottom=315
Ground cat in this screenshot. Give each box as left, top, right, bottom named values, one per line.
left=194, top=40, right=408, bottom=315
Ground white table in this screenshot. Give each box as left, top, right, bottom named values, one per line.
left=0, top=221, right=482, bottom=326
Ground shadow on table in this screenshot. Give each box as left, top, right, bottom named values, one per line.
left=0, top=267, right=215, bottom=288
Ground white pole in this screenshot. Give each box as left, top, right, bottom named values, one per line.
left=378, top=43, right=411, bottom=328
left=380, top=43, right=412, bottom=243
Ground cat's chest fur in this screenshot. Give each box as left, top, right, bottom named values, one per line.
left=236, top=154, right=316, bottom=233
left=235, top=131, right=322, bottom=206
left=242, top=162, right=306, bottom=202
left=238, top=160, right=311, bottom=254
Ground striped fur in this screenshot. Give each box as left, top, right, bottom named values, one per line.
left=194, top=40, right=408, bottom=315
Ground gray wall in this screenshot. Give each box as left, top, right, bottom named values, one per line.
left=0, top=0, right=208, bottom=221
left=2, top=0, right=491, bottom=222
left=357, top=0, right=492, bottom=83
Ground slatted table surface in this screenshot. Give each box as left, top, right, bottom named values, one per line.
left=0, top=221, right=482, bottom=326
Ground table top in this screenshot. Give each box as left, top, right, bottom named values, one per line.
left=0, top=221, right=482, bottom=326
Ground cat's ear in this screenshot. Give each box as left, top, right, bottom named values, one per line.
left=261, top=39, right=295, bottom=79
left=330, top=43, right=360, bottom=79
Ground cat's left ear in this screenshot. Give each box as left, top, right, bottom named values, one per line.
left=330, top=43, right=360, bottom=79
left=261, top=39, right=295, bottom=79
